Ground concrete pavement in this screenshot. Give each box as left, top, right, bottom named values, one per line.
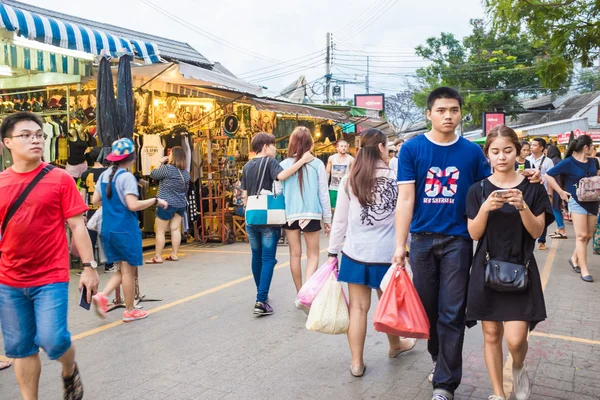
left=1, top=221, right=599, bottom=400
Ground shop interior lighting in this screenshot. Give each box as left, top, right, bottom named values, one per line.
left=153, top=98, right=213, bottom=110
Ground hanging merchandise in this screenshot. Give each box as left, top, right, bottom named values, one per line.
left=140, top=134, right=164, bottom=175
left=96, top=56, right=119, bottom=159
left=223, top=114, right=239, bottom=138
left=117, top=55, right=134, bottom=139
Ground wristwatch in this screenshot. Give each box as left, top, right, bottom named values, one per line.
left=82, top=261, right=98, bottom=270
left=517, top=203, right=528, bottom=211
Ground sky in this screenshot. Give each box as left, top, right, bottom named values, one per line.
left=20, top=0, right=485, bottom=100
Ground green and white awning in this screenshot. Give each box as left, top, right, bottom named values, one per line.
left=0, top=42, right=91, bottom=76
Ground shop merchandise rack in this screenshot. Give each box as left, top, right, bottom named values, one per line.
left=197, top=133, right=235, bottom=244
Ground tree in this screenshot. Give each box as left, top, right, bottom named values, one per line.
left=576, top=68, right=600, bottom=93
left=485, top=0, right=600, bottom=68
left=411, top=18, right=570, bottom=127
left=385, top=92, right=422, bottom=131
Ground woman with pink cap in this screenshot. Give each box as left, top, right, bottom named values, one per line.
left=91, top=138, right=168, bottom=322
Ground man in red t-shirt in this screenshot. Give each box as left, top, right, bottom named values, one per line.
left=0, top=112, right=99, bottom=400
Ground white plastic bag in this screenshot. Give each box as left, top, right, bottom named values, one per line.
left=380, top=261, right=413, bottom=293
left=306, top=272, right=349, bottom=335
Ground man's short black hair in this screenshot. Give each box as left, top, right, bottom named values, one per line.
left=532, top=137, right=547, bottom=150
left=0, top=112, right=44, bottom=140
left=427, top=87, right=463, bottom=111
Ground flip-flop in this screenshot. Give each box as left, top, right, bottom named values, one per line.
left=0, top=360, right=11, bottom=371
left=165, top=256, right=179, bottom=261
left=145, top=257, right=163, bottom=264
left=550, top=232, right=568, bottom=239
left=569, top=259, right=581, bottom=274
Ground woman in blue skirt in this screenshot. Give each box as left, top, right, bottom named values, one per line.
left=327, top=129, right=416, bottom=377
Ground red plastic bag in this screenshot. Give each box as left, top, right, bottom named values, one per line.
left=373, top=264, right=430, bottom=339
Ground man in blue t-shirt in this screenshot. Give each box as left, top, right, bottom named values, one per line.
left=393, top=87, right=538, bottom=400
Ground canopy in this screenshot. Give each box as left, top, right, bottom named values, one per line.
left=127, top=62, right=264, bottom=96
left=0, top=3, right=161, bottom=64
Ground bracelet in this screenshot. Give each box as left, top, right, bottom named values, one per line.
left=154, top=197, right=159, bottom=204
left=327, top=253, right=338, bottom=258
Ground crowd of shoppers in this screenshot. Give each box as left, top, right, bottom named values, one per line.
left=2, top=82, right=597, bottom=400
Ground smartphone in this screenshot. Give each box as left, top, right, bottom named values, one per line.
left=79, top=286, right=91, bottom=310
left=494, top=189, right=511, bottom=197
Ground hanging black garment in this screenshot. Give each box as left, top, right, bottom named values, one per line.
left=117, top=55, right=134, bottom=139
left=96, top=56, right=119, bottom=158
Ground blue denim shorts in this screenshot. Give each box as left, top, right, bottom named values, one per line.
left=0, top=282, right=71, bottom=360
left=568, top=197, right=595, bottom=216
left=156, top=205, right=186, bottom=221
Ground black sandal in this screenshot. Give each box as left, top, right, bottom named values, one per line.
left=550, top=232, right=568, bottom=239
left=62, top=363, right=84, bottom=400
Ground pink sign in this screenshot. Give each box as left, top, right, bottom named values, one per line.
left=483, top=112, right=505, bottom=135
left=354, top=94, right=385, bottom=111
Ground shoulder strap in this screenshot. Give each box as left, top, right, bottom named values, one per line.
left=255, top=157, right=268, bottom=196
left=2, top=165, right=55, bottom=236
left=538, top=156, right=546, bottom=171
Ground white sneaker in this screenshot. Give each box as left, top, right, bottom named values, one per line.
left=488, top=396, right=505, bottom=400
left=428, top=361, right=437, bottom=382
left=512, top=366, right=531, bottom=400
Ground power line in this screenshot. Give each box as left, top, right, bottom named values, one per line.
left=337, top=0, right=402, bottom=42
left=249, top=61, right=325, bottom=83
left=334, top=0, right=391, bottom=36
left=242, top=53, right=326, bottom=80
left=237, top=51, right=325, bottom=77
left=140, top=0, right=282, bottom=64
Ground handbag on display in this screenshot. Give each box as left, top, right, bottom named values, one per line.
left=245, top=157, right=286, bottom=226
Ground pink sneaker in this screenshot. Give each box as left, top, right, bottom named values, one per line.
left=92, top=293, right=108, bottom=319
left=123, top=308, right=148, bottom=322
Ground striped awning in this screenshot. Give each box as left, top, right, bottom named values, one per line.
left=0, top=3, right=162, bottom=64
left=0, top=42, right=91, bottom=76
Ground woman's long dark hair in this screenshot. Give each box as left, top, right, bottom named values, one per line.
left=349, top=129, right=388, bottom=207
left=287, top=126, right=313, bottom=197
left=106, top=153, right=136, bottom=199
left=565, top=134, right=592, bottom=159
left=547, top=144, right=561, bottom=160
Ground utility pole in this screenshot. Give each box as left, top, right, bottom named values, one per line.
left=366, top=56, right=370, bottom=94
left=325, top=32, right=332, bottom=103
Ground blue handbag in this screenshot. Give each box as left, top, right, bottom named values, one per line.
left=245, top=157, right=286, bottom=226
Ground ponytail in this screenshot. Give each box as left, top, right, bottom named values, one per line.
left=565, top=134, right=593, bottom=159
left=106, top=164, right=118, bottom=199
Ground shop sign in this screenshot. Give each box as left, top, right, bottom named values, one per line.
left=354, top=94, right=385, bottom=111
left=557, top=130, right=600, bottom=145
left=557, top=132, right=571, bottom=145
left=482, top=112, right=505, bottom=136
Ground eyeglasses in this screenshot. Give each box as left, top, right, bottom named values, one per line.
left=9, top=133, right=45, bottom=141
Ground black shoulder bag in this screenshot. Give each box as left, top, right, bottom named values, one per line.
left=480, top=180, right=530, bottom=292
left=0, top=165, right=54, bottom=257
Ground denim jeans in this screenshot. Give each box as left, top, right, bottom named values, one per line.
left=538, top=225, right=547, bottom=244
left=553, top=209, right=565, bottom=230
left=246, top=225, right=281, bottom=303
left=410, top=233, right=473, bottom=396
left=0, top=282, right=71, bottom=360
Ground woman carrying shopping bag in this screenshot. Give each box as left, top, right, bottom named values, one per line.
left=91, top=138, right=168, bottom=322
left=546, top=134, right=599, bottom=282
left=241, top=132, right=314, bottom=316
left=280, top=126, right=332, bottom=300
left=327, top=128, right=416, bottom=377
left=146, top=146, right=190, bottom=264
left=466, top=125, right=552, bottom=400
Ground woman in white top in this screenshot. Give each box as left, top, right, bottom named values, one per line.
left=327, top=129, right=416, bottom=377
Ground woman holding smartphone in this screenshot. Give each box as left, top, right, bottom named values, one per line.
left=546, top=134, right=599, bottom=282
left=466, top=125, right=552, bottom=400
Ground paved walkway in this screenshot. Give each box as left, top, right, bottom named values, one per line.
left=0, top=221, right=599, bottom=400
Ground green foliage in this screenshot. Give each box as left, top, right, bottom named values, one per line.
left=485, top=0, right=600, bottom=67
left=576, top=69, right=600, bottom=93
left=411, top=18, right=569, bottom=126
